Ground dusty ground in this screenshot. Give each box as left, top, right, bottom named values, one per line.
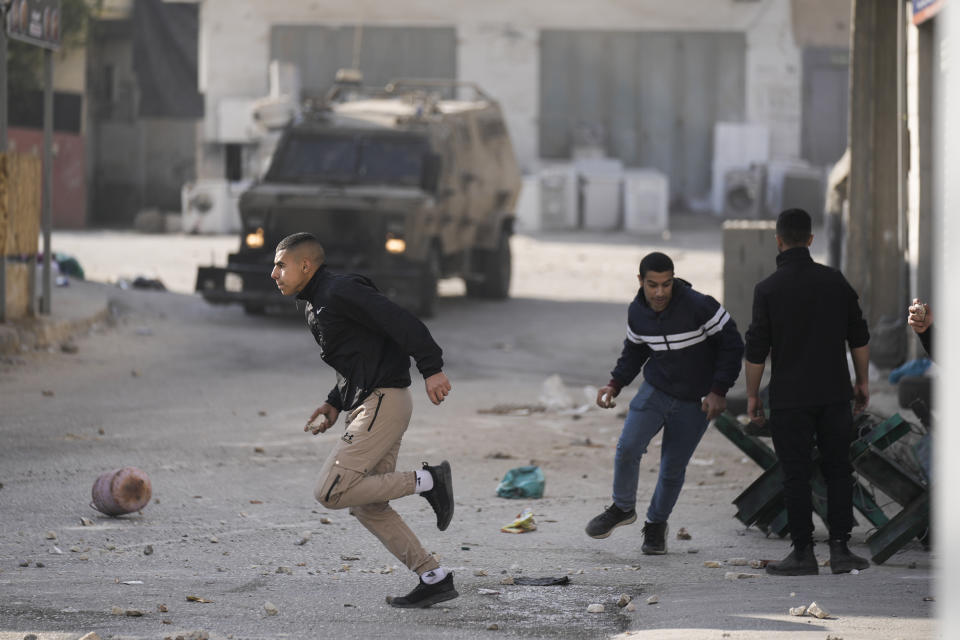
left=0, top=217, right=935, bottom=639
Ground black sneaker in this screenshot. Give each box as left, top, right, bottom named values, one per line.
left=585, top=504, right=637, bottom=539
left=641, top=521, right=668, bottom=555
left=766, top=543, right=819, bottom=576
left=386, top=572, right=459, bottom=608
left=421, top=461, right=454, bottom=531
left=828, top=539, right=869, bottom=574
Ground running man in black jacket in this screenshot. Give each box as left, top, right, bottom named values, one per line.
left=270, top=232, right=457, bottom=608
left=585, top=252, right=744, bottom=554
left=744, top=208, right=871, bottom=576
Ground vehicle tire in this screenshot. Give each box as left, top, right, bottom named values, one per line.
left=481, top=228, right=511, bottom=299
left=417, top=245, right=441, bottom=318
left=243, top=303, right=266, bottom=315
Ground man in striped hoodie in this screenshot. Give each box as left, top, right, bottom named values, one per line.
left=586, top=251, right=744, bottom=554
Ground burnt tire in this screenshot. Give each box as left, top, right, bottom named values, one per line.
left=417, top=246, right=441, bottom=318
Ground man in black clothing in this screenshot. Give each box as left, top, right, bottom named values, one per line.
left=744, top=209, right=871, bottom=576
left=271, top=232, right=457, bottom=607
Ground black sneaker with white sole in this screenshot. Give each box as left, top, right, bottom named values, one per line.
left=386, top=572, right=459, bottom=608
left=421, top=461, right=454, bottom=531
left=585, top=504, right=637, bottom=539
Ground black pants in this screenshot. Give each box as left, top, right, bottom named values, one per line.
left=769, top=402, right=855, bottom=546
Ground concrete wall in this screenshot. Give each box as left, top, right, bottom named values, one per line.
left=196, top=0, right=810, bottom=181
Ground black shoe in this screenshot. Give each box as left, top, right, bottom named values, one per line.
left=641, top=521, right=668, bottom=555
left=421, top=461, right=454, bottom=531
left=585, top=504, right=637, bottom=539
left=766, top=543, right=819, bottom=576
left=829, top=539, right=869, bottom=574
left=386, top=572, right=459, bottom=608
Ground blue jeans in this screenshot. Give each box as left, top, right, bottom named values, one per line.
left=612, top=382, right=710, bottom=523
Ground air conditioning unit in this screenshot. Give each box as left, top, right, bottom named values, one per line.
left=781, top=167, right=826, bottom=225
left=577, top=158, right=623, bottom=231
left=539, top=164, right=578, bottom=230
left=623, top=169, right=669, bottom=234
left=723, top=165, right=767, bottom=219
left=181, top=179, right=249, bottom=234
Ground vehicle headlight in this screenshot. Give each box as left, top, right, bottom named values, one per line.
left=246, top=227, right=265, bottom=249
left=385, top=234, right=406, bottom=254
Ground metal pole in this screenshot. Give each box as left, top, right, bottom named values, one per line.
left=41, top=48, right=52, bottom=315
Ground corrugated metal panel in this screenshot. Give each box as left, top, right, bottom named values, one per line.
left=540, top=30, right=746, bottom=203
left=270, top=25, right=457, bottom=99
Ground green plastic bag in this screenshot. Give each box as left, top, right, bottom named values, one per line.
left=496, top=465, right=546, bottom=499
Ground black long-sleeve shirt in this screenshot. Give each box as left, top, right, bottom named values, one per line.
left=744, top=247, right=869, bottom=410
left=296, top=266, right=443, bottom=411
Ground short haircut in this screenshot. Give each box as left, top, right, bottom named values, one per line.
left=276, top=232, right=325, bottom=263
left=776, top=208, right=812, bottom=246
left=639, top=252, right=674, bottom=278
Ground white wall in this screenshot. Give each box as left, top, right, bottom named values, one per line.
left=197, top=0, right=804, bottom=178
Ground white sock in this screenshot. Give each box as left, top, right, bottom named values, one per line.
left=414, top=469, right=434, bottom=493
left=420, top=567, right=448, bottom=584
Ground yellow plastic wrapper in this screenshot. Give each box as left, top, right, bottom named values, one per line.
left=501, top=507, right=537, bottom=534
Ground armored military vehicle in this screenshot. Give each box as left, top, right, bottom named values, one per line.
left=196, top=74, right=522, bottom=317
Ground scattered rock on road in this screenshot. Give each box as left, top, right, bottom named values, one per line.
left=587, top=604, right=605, bottom=613
left=617, top=594, right=632, bottom=607
left=676, top=527, right=692, bottom=540
left=264, top=601, right=279, bottom=616
left=646, top=595, right=659, bottom=605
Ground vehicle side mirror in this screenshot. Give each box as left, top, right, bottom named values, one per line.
left=421, top=153, right=442, bottom=193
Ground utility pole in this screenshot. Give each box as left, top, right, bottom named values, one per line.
left=846, top=0, right=906, bottom=366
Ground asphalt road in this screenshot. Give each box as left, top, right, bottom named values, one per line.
left=0, top=223, right=935, bottom=639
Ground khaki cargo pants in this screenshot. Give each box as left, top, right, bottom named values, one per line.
left=314, top=386, right=439, bottom=575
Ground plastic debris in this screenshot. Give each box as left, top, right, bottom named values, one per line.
left=501, top=508, right=537, bottom=534
left=496, top=466, right=546, bottom=499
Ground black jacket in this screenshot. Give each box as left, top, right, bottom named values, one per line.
left=744, top=247, right=869, bottom=410
left=296, top=266, right=443, bottom=411
left=610, top=279, right=744, bottom=401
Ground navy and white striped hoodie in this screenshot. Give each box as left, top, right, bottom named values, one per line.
left=608, top=278, right=744, bottom=401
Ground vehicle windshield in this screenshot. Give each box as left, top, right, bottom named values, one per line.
left=265, top=133, right=428, bottom=187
